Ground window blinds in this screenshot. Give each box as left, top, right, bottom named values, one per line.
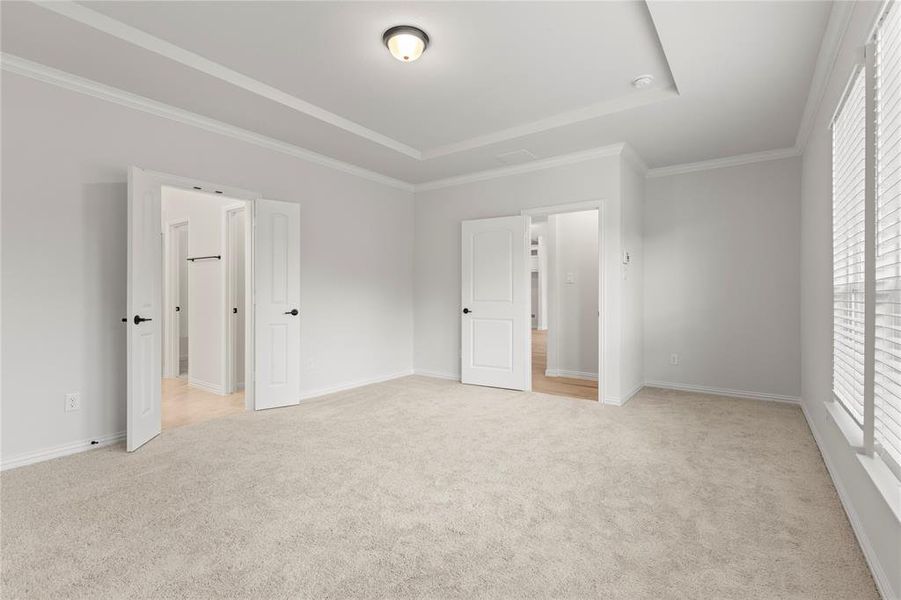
left=833, top=67, right=868, bottom=424
left=875, top=2, right=901, bottom=477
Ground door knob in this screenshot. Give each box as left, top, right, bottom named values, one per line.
left=284, top=309, right=299, bottom=316
left=133, top=315, right=152, bottom=325
left=463, top=308, right=472, bottom=314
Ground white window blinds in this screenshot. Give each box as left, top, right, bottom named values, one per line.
left=833, top=67, right=868, bottom=424
left=875, top=2, right=901, bottom=477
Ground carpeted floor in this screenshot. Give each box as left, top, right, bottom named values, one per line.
left=1, top=376, right=877, bottom=599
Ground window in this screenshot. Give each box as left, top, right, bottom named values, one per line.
left=833, top=67, right=867, bottom=425
left=875, top=1, right=901, bottom=478
left=831, top=1, right=901, bottom=482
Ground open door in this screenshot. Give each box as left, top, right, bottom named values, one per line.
left=254, top=199, right=301, bottom=410
left=127, top=167, right=162, bottom=451
left=461, top=216, right=530, bottom=390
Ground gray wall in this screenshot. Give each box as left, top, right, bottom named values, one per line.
left=644, top=157, right=802, bottom=399
left=1, top=73, right=415, bottom=462
left=413, top=154, right=633, bottom=402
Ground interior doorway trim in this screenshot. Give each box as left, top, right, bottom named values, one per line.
left=163, top=218, right=189, bottom=379
left=521, top=200, right=605, bottom=404
left=148, top=169, right=261, bottom=411
left=222, top=203, right=248, bottom=401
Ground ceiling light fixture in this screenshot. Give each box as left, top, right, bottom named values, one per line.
left=383, top=25, right=429, bottom=63
left=631, top=74, right=654, bottom=89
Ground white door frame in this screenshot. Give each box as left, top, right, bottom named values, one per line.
left=163, top=218, right=189, bottom=379
left=521, top=200, right=605, bottom=404
left=145, top=169, right=260, bottom=412
left=223, top=203, right=247, bottom=397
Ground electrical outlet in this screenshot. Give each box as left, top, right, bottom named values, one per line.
left=65, top=392, right=81, bottom=412
left=669, top=353, right=679, bottom=366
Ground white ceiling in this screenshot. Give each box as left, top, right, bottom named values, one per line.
left=1, top=1, right=832, bottom=186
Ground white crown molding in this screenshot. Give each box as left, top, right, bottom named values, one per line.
left=36, top=0, right=423, bottom=160
left=794, top=0, right=856, bottom=152
left=36, top=1, right=679, bottom=164
left=421, top=86, right=678, bottom=160
left=414, top=143, right=627, bottom=192
left=645, top=146, right=800, bottom=179
left=1, top=53, right=416, bottom=191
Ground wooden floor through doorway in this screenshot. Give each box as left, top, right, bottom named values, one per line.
left=531, top=329, right=598, bottom=401
left=162, top=377, right=245, bottom=429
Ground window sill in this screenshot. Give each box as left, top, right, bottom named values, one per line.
left=825, top=399, right=864, bottom=449
left=857, top=453, right=901, bottom=524
left=824, top=400, right=901, bottom=524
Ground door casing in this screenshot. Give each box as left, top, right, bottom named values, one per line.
left=223, top=203, right=248, bottom=398
left=135, top=169, right=260, bottom=423
left=163, top=219, right=189, bottom=379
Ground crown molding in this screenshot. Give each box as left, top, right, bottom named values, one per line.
left=414, top=144, right=627, bottom=192
left=1, top=53, right=416, bottom=191
left=36, top=0, right=423, bottom=160
left=794, top=0, right=855, bottom=152
left=645, top=146, right=800, bottom=179
left=36, top=1, right=679, bottom=164
left=420, top=86, right=678, bottom=160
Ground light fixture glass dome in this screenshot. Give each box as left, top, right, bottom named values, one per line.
left=383, top=26, right=429, bottom=62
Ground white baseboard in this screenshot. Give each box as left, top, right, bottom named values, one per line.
left=644, top=380, right=801, bottom=404
left=605, top=382, right=644, bottom=406
left=800, top=402, right=898, bottom=600
left=189, top=377, right=227, bottom=395
left=413, top=369, right=460, bottom=381
left=546, top=369, right=598, bottom=381
left=1, top=430, right=125, bottom=471
left=300, top=369, right=415, bottom=401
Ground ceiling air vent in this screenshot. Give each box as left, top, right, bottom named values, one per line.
left=495, top=149, right=537, bottom=166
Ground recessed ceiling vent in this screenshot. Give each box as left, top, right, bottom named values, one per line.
left=496, top=149, right=537, bottom=166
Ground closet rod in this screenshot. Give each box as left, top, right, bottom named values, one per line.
left=186, top=255, right=221, bottom=262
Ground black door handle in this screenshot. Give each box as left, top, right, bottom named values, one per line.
left=233, top=307, right=238, bottom=314
left=133, top=315, right=152, bottom=325
left=175, top=306, right=180, bottom=312
left=284, top=309, right=299, bottom=316
left=463, top=308, right=472, bottom=314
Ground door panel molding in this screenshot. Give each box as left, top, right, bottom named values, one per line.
left=461, top=216, right=530, bottom=390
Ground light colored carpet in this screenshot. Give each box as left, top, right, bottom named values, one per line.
left=1, top=376, right=877, bottom=599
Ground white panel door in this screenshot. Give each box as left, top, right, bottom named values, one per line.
left=255, top=199, right=301, bottom=410
left=461, top=216, right=530, bottom=390
left=127, top=167, right=162, bottom=452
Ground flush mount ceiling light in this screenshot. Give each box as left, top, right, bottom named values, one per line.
left=631, top=74, right=654, bottom=89
left=383, top=25, right=429, bottom=62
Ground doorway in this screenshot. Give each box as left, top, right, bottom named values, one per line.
left=459, top=201, right=604, bottom=403
left=529, top=211, right=599, bottom=401
left=127, top=166, right=304, bottom=453
left=161, top=187, right=247, bottom=430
